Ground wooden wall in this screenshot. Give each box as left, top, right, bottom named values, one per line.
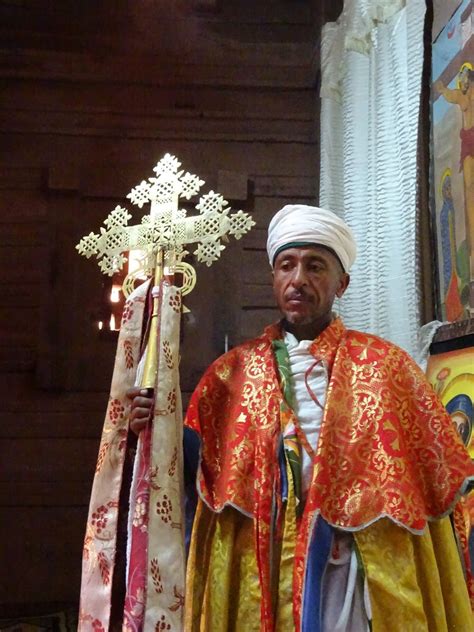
left=0, top=0, right=340, bottom=614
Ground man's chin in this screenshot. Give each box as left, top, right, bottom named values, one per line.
left=282, top=312, right=314, bottom=326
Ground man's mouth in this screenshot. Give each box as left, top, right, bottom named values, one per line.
left=286, top=293, right=309, bottom=304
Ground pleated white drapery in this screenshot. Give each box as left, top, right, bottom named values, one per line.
left=319, top=0, right=427, bottom=359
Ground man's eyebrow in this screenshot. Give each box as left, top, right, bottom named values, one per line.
left=276, top=252, right=328, bottom=263
left=305, top=254, right=328, bottom=263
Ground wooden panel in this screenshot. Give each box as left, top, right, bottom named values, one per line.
left=47, top=164, right=80, bottom=191
left=0, top=193, right=47, bottom=225
left=1, top=81, right=314, bottom=121
left=0, top=246, right=45, bottom=283
left=241, top=249, right=271, bottom=285
left=0, top=20, right=313, bottom=64
left=0, top=479, right=92, bottom=507
left=186, top=21, right=313, bottom=43
left=215, top=0, right=312, bottom=24
left=0, top=411, right=104, bottom=439
left=432, top=320, right=474, bottom=343
left=0, top=50, right=314, bottom=89
left=0, top=347, right=36, bottom=372
left=0, top=109, right=314, bottom=143
left=252, top=196, right=316, bottom=226
left=240, top=307, right=280, bottom=340
left=0, top=1, right=314, bottom=53
left=0, top=507, right=86, bottom=603
left=0, top=283, right=42, bottom=307
left=0, top=167, right=44, bottom=192
left=0, top=307, right=39, bottom=346
left=242, top=227, right=267, bottom=249
left=253, top=175, right=318, bottom=198
left=0, top=135, right=316, bottom=177
left=0, top=374, right=108, bottom=412
left=0, top=222, right=47, bottom=246
left=0, top=6, right=314, bottom=62
left=0, top=438, right=99, bottom=483
left=242, top=283, right=275, bottom=308
left=0, top=191, right=47, bottom=227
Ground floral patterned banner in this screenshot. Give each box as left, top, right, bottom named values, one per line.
left=79, top=280, right=185, bottom=631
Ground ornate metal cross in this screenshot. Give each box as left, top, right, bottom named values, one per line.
left=76, top=153, right=255, bottom=298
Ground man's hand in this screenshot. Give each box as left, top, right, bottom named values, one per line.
left=126, top=387, right=154, bottom=435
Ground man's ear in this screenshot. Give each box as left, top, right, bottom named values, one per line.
left=336, top=273, right=350, bottom=298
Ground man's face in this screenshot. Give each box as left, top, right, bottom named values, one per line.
left=451, top=412, right=469, bottom=445
left=459, top=68, right=470, bottom=94
left=272, top=246, right=350, bottom=329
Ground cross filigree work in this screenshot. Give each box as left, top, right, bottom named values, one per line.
left=76, top=153, right=255, bottom=296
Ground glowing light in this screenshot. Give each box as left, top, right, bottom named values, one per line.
left=98, top=320, right=103, bottom=330
left=110, top=285, right=121, bottom=303
left=110, top=314, right=117, bottom=330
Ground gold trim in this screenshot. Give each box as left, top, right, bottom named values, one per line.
left=141, top=249, right=164, bottom=389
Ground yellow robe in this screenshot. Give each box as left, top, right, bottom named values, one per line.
left=184, top=320, right=474, bottom=631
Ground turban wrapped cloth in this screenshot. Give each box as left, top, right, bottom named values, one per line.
left=266, top=204, right=357, bottom=272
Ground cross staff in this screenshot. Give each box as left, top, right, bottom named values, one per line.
left=76, top=152, right=254, bottom=387
left=76, top=152, right=255, bottom=296
left=77, top=154, right=255, bottom=632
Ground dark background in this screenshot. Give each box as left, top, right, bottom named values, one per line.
left=0, top=0, right=345, bottom=615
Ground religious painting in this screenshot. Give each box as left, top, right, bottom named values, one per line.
left=432, top=0, right=473, bottom=321
left=427, top=344, right=474, bottom=456
left=427, top=340, right=474, bottom=577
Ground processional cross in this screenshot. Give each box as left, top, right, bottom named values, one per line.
left=76, top=154, right=254, bottom=632
left=76, top=152, right=254, bottom=301
left=77, top=152, right=255, bottom=385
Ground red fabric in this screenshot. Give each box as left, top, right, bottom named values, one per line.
left=185, top=328, right=282, bottom=628
left=445, top=270, right=463, bottom=321
left=185, top=319, right=474, bottom=629
left=123, top=424, right=152, bottom=631
left=460, top=126, right=474, bottom=168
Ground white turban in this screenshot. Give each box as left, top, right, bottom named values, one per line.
left=266, top=204, right=357, bottom=272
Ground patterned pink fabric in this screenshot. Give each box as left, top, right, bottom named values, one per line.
left=123, top=424, right=152, bottom=629
left=79, top=281, right=186, bottom=632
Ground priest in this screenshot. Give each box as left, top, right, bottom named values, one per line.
left=130, top=204, right=474, bottom=631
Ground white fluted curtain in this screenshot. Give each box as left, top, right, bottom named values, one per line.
left=319, top=0, right=427, bottom=359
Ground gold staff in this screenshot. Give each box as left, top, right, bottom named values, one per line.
left=76, top=153, right=255, bottom=632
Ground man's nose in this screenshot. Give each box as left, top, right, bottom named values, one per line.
left=291, top=264, right=307, bottom=287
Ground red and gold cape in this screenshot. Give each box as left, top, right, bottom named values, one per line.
left=185, top=318, right=474, bottom=629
